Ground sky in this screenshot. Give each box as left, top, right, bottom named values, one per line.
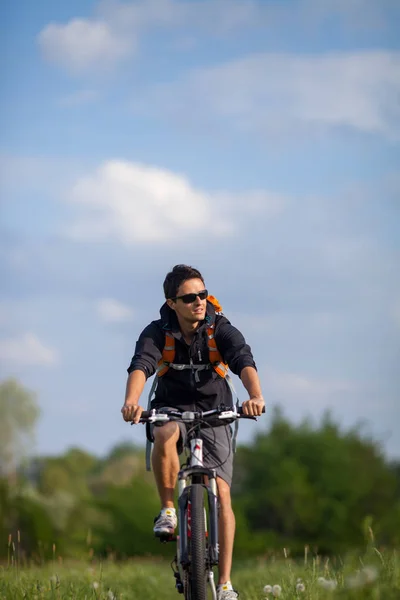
left=1, top=0, right=399, bottom=461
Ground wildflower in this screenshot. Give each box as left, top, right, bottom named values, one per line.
left=272, top=584, right=282, bottom=597
left=317, top=577, right=337, bottom=591
left=362, top=566, right=378, bottom=583
left=346, top=565, right=378, bottom=589
left=296, top=582, right=306, bottom=592
left=93, top=581, right=100, bottom=590
left=107, top=591, right=116, bottom=600
left=263, top=585, right=272, bottom=594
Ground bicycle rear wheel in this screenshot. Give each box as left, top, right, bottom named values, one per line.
left=184, top=483, right=207, bottom=600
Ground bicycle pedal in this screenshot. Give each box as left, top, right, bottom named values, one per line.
left=156, top=533, right=177, bottom=543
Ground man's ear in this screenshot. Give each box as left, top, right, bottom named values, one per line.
left=166, top=299, right=176, bottom=311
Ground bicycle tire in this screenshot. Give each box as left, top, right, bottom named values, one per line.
left=185, top=483, right=207, bottom=600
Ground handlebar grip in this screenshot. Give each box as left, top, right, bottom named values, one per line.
left=140, top=410, right=151, bottom=420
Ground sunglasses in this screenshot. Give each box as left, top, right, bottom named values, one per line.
left=171, top=289, right=208, bottom=304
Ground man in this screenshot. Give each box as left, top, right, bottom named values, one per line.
left=122, top=264, right=264, bottom=600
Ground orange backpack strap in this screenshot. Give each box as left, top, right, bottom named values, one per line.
left=157, top=332, right=175, bottom=377
left=207, top=324, right=228, bottom=378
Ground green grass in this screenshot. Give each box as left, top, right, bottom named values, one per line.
left=0, top=549, right=399, bottom=600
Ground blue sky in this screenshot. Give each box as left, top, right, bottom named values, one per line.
left=1, top=0, right=399, bottom=461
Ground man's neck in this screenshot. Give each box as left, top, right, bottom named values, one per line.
left=177, top=317, right=200, bottom=343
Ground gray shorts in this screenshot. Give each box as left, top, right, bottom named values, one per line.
left=150, top=411, right=234, bottom=487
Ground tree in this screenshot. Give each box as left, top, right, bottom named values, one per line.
left=37, top=448, right=98, bottom=497
left=93, top=475, right=167, bottom=558
left=233, top=407, right=400, bottom=554
left=0, top=378, right=40, bottom=480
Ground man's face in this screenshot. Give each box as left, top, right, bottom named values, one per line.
left=167, top=278, right=207, bottom=324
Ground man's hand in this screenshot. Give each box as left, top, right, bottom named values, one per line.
left=121, top=403, right=144, bottom=424
left=241, top=397, right=265, bottom=416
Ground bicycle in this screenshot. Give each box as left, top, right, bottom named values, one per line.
left=139, top=403, right=264, bottom=600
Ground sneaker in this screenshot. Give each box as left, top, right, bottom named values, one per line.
left=217, top=583, right=239, bottom=599
left=153, top=508, right=177, bottom=537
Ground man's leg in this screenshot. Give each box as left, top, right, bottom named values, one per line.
left=217, top=476, right=236, bottom=585
left=151, top=422, right=181, bottom=508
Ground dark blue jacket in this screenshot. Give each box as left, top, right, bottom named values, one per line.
left=127, top=300, right=257, bottom=412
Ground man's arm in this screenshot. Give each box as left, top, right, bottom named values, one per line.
left=123, top=322, right=164, bottom=423
left=214, top=318, right=265, bottom=416
left=240, top=366, right=265, bottom=416
left=121, top=370, right=147, bottom=423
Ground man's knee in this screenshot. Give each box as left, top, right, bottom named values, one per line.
left=153, top=422, right=180, bottom=446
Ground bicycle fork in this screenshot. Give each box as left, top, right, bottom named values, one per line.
left=176, top=469, right=219, bottom=597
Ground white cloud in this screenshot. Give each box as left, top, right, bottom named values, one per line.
left=37, top=0, right=397, bottom=74
left=98, top=0, right=258, bottom=34
left=137, top=51, right=400, bottom=139
left=37, top=1, right=252, bottom=73
left=96, top=298, right=134, bottom=322
left=37, top=18, right=133, bottom=73
left=0, top=333, right=59, bottom=367
left=94, top=0, right=398, bottom=37
left=65, top=159, right=283, bottom=244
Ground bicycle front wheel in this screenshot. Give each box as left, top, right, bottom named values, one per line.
left=185, top=483, right=207, bottom=600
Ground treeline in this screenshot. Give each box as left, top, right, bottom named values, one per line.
left=1, top=379, right=399, bottom=561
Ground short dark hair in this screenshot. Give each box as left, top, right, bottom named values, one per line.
left=163, top=264, right=205, bottom=299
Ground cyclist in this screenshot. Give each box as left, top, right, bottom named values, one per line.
left=122, top=264, right=264, bottom=600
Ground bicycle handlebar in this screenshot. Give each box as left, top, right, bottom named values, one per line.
left=138, top=405, right=265, bottom=424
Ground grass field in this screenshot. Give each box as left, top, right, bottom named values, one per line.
left=1, top=548, right=399, bottom=600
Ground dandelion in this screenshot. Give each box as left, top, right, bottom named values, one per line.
left=346, top=565, right=378, bottom=589
left=326, top=580, right=337, bottom=591
left=318, top=577, right=337, bottom=591
left=272, top=584, right=282, bottom=597
left=93, top=581, right=99, bottom=590
left=362, top=566, right=378, bottom=584
left=296, top=582, right=306, bottom=593
left=263, top=585, right=272, bottom=594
